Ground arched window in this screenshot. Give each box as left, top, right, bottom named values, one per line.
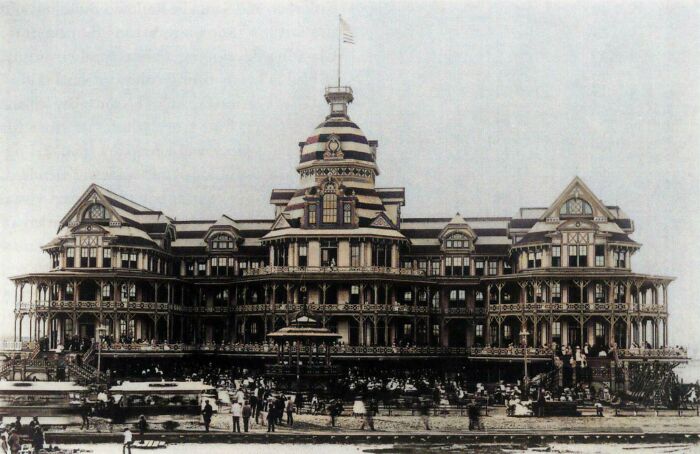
left=322, top=193, right=338, bottom=223
left=560, top=198, right=593, bottom=216
left=446, top=233, right=469, bottom=248
left=211, top=234, right=234, bottom=249
left=83, top=203, right=109, bottom=220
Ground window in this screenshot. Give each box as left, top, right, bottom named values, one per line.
left=475, top=291, right=484, bottom=305
left=197, top=261, right=207, bottom=276
left=446, top=256, right=465, bottom=276
left=595, top=284, right=605, bottom=303
left=211, top=257, right=234, bottom=276
left=403, top=291, right=413, bottom=303
left=65, top=283, right=74, bottom=299
left=535, top=251, right=542, bottom=268
left=446, top=233, right=469, bottom=249
left=432, top=324, right=440, bottom=338
left=595, top=322, right=605, bottom=338
left=551, top=283, right=561, bottom=303
left=568, top=245, right=587, bottom=267
left=475, top=260, right=484, bottom=276
left=475, top=324, right=484, bottom=338
left=81, top=248, right=89, bottom=267
left=83, top=203, right=108, bottom=220
left=102, top=284, right=112, bottom=299
left=185, top=261, right=195, bottom=277
left=122, top=251, right=137, bottom=269
left=308, top=204, right=317, bottom=225
left=503, top=261, right=512, bottom=274
left=552, top=322, right=561, bottom=343
left=103, top=248, right=111, bottom=267
left=614, top=250, right=627, bottom=268
left=551, top=246, right=561, bottom=267
left=503, top=325, right=512, bottom=340
left=350, top=285, right=360, bottom=305
left=299, top=243, right=308, bottom=267
left=431, top=260, right=441, bottom=276
left=121, top=284, right=136, bottom=302
left=527, top=251, right=535, bottom=269
left=343, top=204, right=352, bottom=224
left=214, top=289, right=229, bottom=306
left=448, top=289, right=466, bottom=306
left=418, top=260, right=427, bottom=274
left=560, top=198, right=593, bottom=216
left=488, top=260, right=498, bottom=275
left=51, top=253, right=59, bottom=269
left=321, top=240, right=338, bottom=266
left=614, top=283, right=625, bottom=304
left=595, top=245, right=605, bottom=267
left=211, top=234, right=234, bottom=249
left=322, top=193, right=337, bottom=223
left=66, top=248, right=75, bottom=267
left=403, top=323, right=412, bottom=336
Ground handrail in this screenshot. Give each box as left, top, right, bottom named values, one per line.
left=243, top=265, right=426, bottom=277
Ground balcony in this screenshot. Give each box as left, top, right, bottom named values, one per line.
left=489, top=302, right=666, bottom=314
left=20, top=300, right=170, bottom=312
left=242, top=265, right=426, bottom=278
left=469, top=346, right=554, bottom=360
left=618, top=347, right=688, bottom=361
left=233, top=303, right=485, bottom=316
left=101, top=342, right=470, bottom=357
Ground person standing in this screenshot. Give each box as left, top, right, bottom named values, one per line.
left=79, top=401, right=91, bottom=430
left=8, top=430, right=20, bottom=454
left=202, top=400, right=213, bottom=432
left=242, top=401, right=252, bottom=433
left=122, top=428, right=133, bottom=454
left=137, top=415, right=148, bottom=441
left=231, top=401, right=242, bottom=433
left=419, top=399, right=431, bottom=430
left=31, top=426, right=44, bottom=454
left=285, top=397, right=295, bottom=427
left=266, top=400, right=276, bottom=432
left=249, top=394, right=258, bottom=423
left=1, top=433, right=8, bottom=454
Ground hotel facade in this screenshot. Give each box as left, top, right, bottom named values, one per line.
left=8, top=86, right=686, bottom=378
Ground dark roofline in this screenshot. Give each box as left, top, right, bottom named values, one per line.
left=401, top=217, right=512, bottom=223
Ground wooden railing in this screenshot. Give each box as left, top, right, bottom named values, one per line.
left=469, top=346, right=554, bottom=357
left=103, top=343, right=469, bottom=356
left=618, top=347, right=688, bottom=360
left=243, top=265, right=426, bottom=277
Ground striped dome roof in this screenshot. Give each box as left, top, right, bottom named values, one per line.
left=297, top=116, right=378, bottom=172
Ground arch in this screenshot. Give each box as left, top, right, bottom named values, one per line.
left=560, top=197, right=593, bottom=216
left=83, top=203, right=109, bottom=220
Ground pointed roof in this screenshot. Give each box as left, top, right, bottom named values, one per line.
left=270, top=213, right=292, bottom=230
left=439, top=212, right=476, bottom=240
left=539, top=177, right=617, bottom=221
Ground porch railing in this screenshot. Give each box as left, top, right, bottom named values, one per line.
left=243, top=265, right=426, bottom=277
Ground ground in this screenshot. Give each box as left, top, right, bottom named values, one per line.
left=49, top=406, right=700, bottom=435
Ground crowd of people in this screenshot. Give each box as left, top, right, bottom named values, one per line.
left=0, top=416, right=46, bottom=454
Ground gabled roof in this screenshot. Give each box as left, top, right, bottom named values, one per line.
left=439, top=212, right=477, bottom=240
left=539, top=177, right=617, bottom=221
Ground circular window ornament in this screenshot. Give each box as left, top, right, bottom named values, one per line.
left=575, top=221, right=581, bottom=227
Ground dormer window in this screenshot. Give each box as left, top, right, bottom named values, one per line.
left=211, top=234, right=234, bottom=249
left=446, top=233, right=469, bottom=249
left=84, top=203, right=109, bottom=220
left=560, top=198, right=593, bottom=216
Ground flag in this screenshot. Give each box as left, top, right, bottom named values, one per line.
left=340, top=17, right=354, bottom=44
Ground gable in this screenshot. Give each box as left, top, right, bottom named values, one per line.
left=59, top=185, right=124, bottom=232
left=370, top=212, right=396, bottom=229
left=539, top=177, right=616, bottom=222
left=270, top=213, right=292, bottom=230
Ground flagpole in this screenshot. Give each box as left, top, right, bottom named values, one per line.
left=337, top=14, right=341, bottom=87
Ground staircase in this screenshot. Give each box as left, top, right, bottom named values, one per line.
left=29, top=342, right=41, bottom=360
left=0, top=358, right=57, bottom=381
left=0, top=359, right=16, bottom=378
left=82, top=342, right=97, bottom=364
left=66, top=361, right=104, bottom=384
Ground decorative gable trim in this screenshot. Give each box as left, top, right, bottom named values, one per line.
left=270, top=213, right=292, bottom=230
left=539, top=177, right=617, bottom=221
left=59, top=184, right=125, bottom=232
left=370, top=212, right=396, bottom=229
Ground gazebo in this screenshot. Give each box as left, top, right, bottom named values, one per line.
left=265, top=313, right=342, bottom=388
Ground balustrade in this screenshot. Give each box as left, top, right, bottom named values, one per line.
left=243, top=265, right=426, bottom=277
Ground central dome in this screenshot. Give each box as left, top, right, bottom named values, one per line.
left=296, top=86, right=379, bottom=176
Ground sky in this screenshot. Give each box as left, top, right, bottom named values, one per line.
left=1, top=1, right=698, bottom=359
